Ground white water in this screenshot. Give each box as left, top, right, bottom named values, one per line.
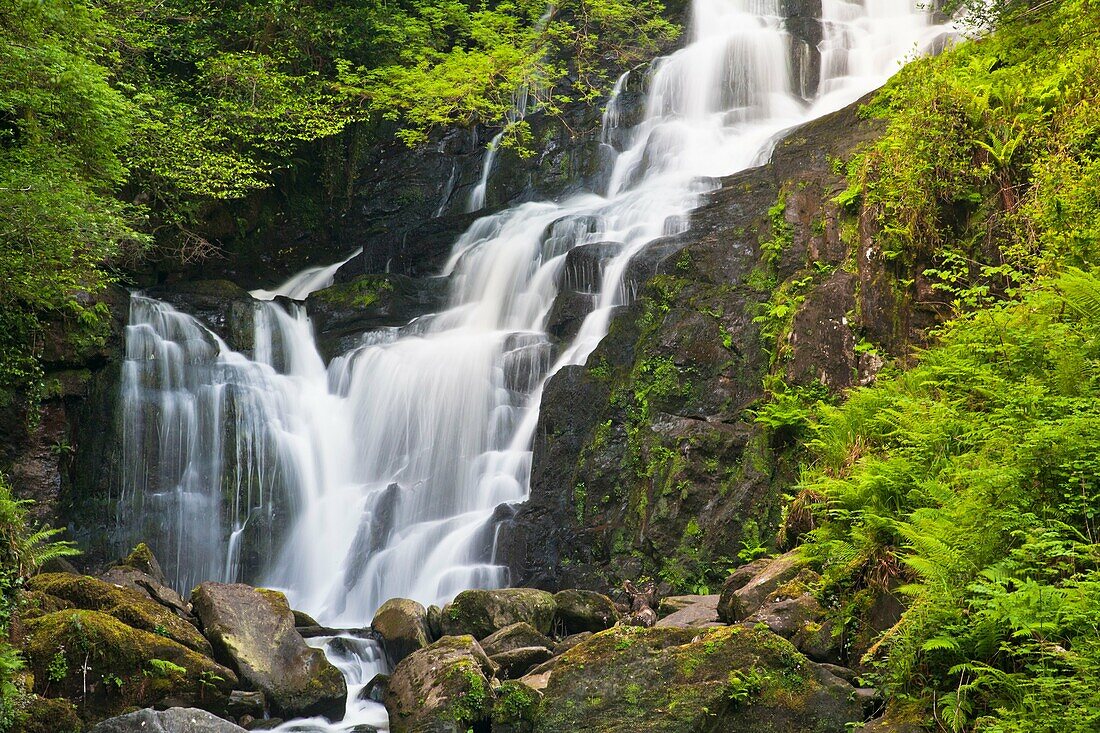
left=116, top=1, right=950, bottom=729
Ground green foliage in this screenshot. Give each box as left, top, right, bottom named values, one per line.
left=800, top=269, right=1100, bottom=730
left=0, top=478, right=80, bottom=730
left=146, top=658, right=187, bottom=678
left=844, top=0, right=1100, bottom=313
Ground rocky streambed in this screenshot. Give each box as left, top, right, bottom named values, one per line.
left=10, top=542, right=919, bottom=733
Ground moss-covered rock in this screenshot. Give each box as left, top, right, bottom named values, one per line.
left=480, top=622, right=554, bottom=657
left=22, top=610, right=236, bottom=724
left=441, top=589, right=556, bottom=639
left=383, top=635, right=497, bottom=733
left=718, top=551, right=806, bottom=624
left=27, top=573, right=210, bottom=655
left=191, top=582, right=346, bottom=720
left=15, top=695, right=82, bottom=733
left=372, top=597, right=431, bottom=665
left=118, top=542, right=165, bottom=582
left=535, top=624, right=861, bottom=732
left=552, top=589, right=618, bottom=634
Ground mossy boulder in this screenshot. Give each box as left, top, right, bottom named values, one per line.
left=492, top=680, right=541, bottom=733
left=372, top=597, right=431, bottom=665
left=441, top=588, right=556, bottom=639
left=16, top=695, right=81, bottom=733
left=22, top=610, right=237, bottom=723
left=27, top=573, right=210, bottom=655
left=718, top=552, right=807, bottom=623
left=118, top=542, right=166, bottom=582
left=191, top=582, right=346, bottom=719
left=99, top=565, right=191, bottom=620
left=535, top=624, right=862, bottom=732
left=383, top=634, right=497, bottom=733
left=552, top=589, right=618, bottom=634
left=480, top=622, right=554, bottom=657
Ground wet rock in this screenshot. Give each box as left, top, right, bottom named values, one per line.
left=426, top=604, right=443, bottom=641
left=718, top=551, right=807, bottom=623
left=480, top=622, right=554, bottom=657
left=440, top=588, right=556, bottom=639
left=292, top=608, right=320, bottom=627
left=27, top=573, right=210, bottom=654
left=144, top=280, right=256, bottom=351
left=653, top=595, right=721, bottom=628
left=372, top=597, right=431, bottom=665
left=552, top=589, right=618, bottom=634
left=308, top=274, right=449, bottom=359
left=537, top=625, right=862, bottom=732
left=383, top=635, right=497, bottom=733
left=89, top=708, right=247, bottom=733
left=191, top=583, right=346, bottom=720
left=23, top=610, right=237, bottom=723
left=359, top=673, right=389, bottom=703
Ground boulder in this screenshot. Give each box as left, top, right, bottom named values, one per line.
left=14, top=695, right=81, bottom=733
left=440, top=588, right=556, bottom=639
left=491, top=680, right=542, bottom=731
left=89, top=707, right=247, bottom=732
left=793, top=618, right=843, bottom=664
left=99, top=565, right=192, bottom=619
left=552, top=589, right=618, bottom=634
left=383, top=635, right=497, bottom=733
left=537, top=625, right=862, bottom=732
left=718, top=551, right=806, bottom=623
left=227, top=690, right=266, bottom=719
left=654, top=595, right=721, bottom=628
left=191, top=583, right=346, bottom=719
left=22, top=610, right=236, bottom=723
left=372, top=597, right=431, bottom=665
left=748, top=592, right=824, bottom=639
left=657, top=594, right=713, bottom=617
left=490, top=646, right=554, bottom=679
left=552, top=632, right=592, bottom=656
left=117, top=542, right=168, bottom=583
left=426, top=604, right=443, bottom=640
left=292, top=609, right=320, bottom=627
left=27, top=573, right=210, bottom=654
left=480, top=622, right=554, bottom=657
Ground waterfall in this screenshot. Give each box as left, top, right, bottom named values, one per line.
left=114, top=0, right=951, bottom=727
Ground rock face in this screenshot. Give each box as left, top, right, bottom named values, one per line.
left=536, top=625, right=862, bottom=732
left=440, top=588, right=556, bottom=639
left=552, top=589, right=618, bottom=634
left=497, top=94, right=939, bottom=593
left=89, top=707, right=247, bottom=733
left=190, top=583, right=346, bottom=719
left=372, top=597, right=431, bottom=665
left=383, top=635, right=497, bottom=733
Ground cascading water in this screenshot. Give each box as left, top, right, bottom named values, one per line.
left=115, top=0, right=951, bottom=728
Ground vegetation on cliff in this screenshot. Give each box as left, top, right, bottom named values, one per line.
left=774, top=1, right=1100, bottom=729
